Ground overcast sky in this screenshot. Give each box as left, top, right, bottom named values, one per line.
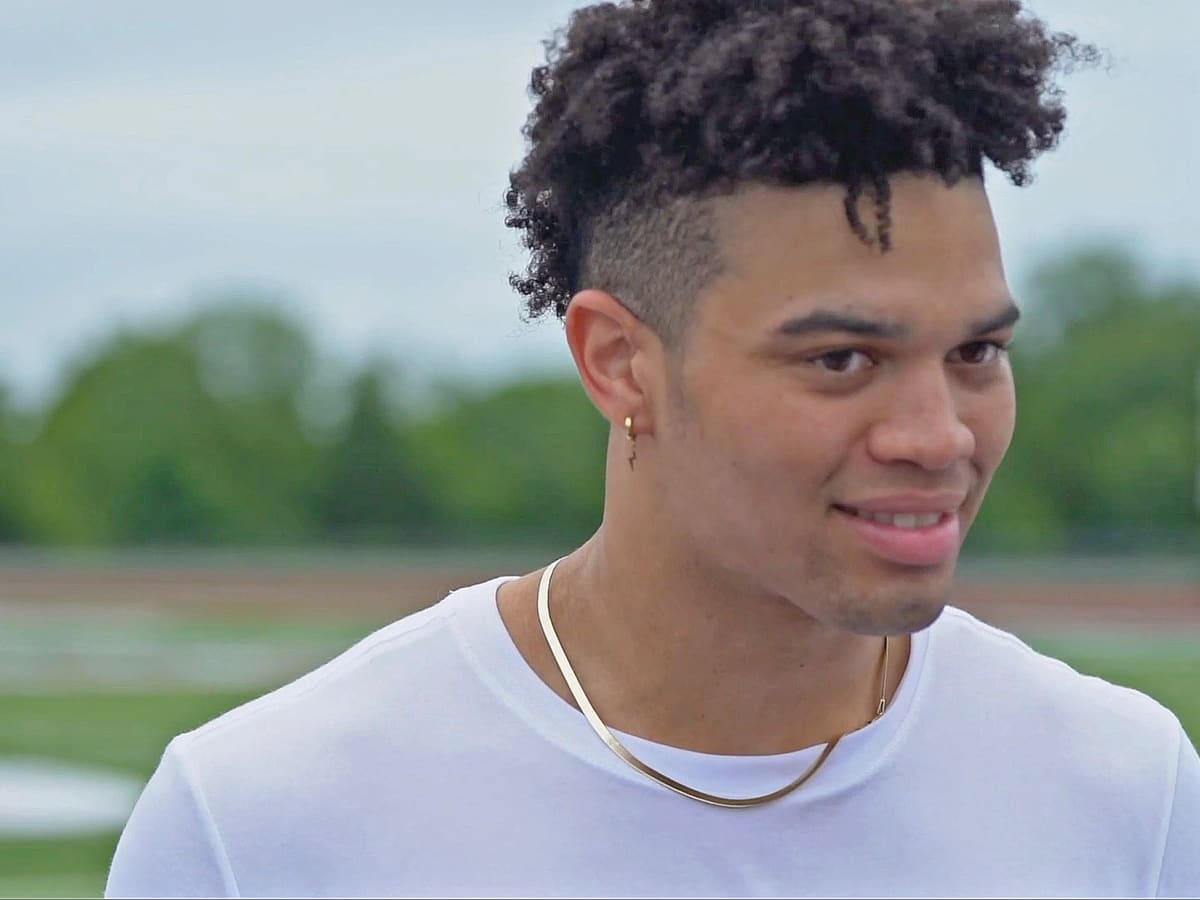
left=3, top=0, right=1198, bottom=408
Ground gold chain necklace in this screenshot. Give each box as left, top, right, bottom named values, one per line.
left=536, top=557, right=890, bottom=809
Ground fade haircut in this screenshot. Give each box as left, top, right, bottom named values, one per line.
left=504, top=0, right=1098, bottom=348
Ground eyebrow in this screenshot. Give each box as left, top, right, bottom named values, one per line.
left=967, top=304, right=1021, bottom=337
left=774, top=301, right=1021, bottom=341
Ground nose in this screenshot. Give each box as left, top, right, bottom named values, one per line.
left=866, top=364, right=976, bottom=471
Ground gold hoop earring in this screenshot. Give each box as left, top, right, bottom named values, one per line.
left=624, top=416, right=637, bottom=470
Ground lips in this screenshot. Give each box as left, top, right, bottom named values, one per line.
left=833, top=503, right=962, bottom=567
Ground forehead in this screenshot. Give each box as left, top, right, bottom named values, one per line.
left=701, top=175, right=1009, bottom=334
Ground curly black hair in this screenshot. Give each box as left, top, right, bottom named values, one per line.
left=504, top=0, right=1099, bottom=347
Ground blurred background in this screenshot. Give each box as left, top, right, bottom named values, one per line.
left=1, top=0, right=1198, bottom=896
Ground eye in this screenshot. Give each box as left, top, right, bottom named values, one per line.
left=949, top=340, right=1008, bottom=365
left=810, top=349, right=875, bottom=374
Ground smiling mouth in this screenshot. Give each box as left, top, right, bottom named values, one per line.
left=831, top=504, right=963, bottom=566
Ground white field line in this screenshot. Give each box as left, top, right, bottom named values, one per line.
left=1, top=615, right=1196, bottom=692
left=0, top=622, right=353, bottom=691
left=0, top=757, right=142, bottom=837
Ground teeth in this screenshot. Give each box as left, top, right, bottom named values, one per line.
left=855, top=510, right=942, bottom=529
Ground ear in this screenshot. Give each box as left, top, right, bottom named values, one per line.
left=564, top=289, right=662, bottom=431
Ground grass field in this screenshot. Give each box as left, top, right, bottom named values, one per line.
left=1, top=625, right=1197, bottom=899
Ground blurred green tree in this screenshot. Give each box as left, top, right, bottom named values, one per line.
left=23, top=301, right=322, bottom=544
left=316, top=359, right=437, bottom=542
left=412, top=378, right=608, bottom=544
left=0, top=383, right=32, bottom=542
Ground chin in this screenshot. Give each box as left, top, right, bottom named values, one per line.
left=788, top=542, right=959, bottom=634
left=833, top=598, right=947, bottom=637
left=887, top=598, right=947, bottom=634
left=823, top=569, right=954, bottom=636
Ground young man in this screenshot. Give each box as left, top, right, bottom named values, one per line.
left=108, top=1, right=1200, bottom=896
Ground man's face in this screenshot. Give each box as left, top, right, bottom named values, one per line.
left=656, top=175, right=1017, bottom=635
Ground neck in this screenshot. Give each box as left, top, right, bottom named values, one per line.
left=500, top=515, right=908, bottom=756
left=558, top=528, right=898, bottom=754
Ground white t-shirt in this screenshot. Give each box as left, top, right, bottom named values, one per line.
left=106, top=576, right=1200, bottom=898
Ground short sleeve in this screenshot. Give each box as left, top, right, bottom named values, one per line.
left=105, top=738, right=238, bottom=898
left=1156, top=726, right=1200, bottom=898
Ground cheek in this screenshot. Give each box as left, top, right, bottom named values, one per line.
left=667, top=381, right=830, bottom=512
left=670, top=354, right=853, bottom=513
left=982, top=379, right=1017, bottom=459
left=964, top=373, right=1017, bottom=479
left=701, top=393, right=848, bottom=527
left=715, top=379, right=830, bottom=459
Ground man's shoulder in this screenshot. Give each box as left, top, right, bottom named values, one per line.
left=172, top=575, right=512, bottom=770
left=931, top=605, right=1183, bottom=767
